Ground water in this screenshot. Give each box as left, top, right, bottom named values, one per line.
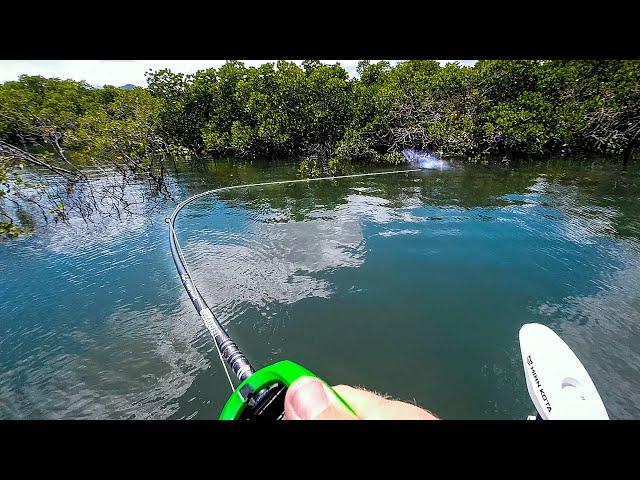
left=1, top=158, right=639, bottom=419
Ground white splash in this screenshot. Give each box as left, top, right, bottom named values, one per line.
left=402, top=149, right=450, bottom=170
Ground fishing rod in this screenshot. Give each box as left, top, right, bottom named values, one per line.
left=168, top=167, right=610, bottom=420
left=167, top=169, right=421, bottom=420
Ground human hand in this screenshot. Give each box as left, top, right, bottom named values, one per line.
left=283, top=376, right=438, bottom=420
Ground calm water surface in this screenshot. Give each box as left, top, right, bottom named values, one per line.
left=1, top=158, right=639, bottom=419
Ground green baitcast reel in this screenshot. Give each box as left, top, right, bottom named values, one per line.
left=220, top=360, right=355, bottom=420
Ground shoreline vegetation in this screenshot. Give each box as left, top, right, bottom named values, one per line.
left=1, top=60, right=639, bottom=237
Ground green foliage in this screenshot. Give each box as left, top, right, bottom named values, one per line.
left=381, top=151, right=405, bottom=164
left=0, top=75, right=96, bottom=147
left=149, top=61, right=354, bottom=159
left=142, top=60, right=640, bottom=166
left=2, top=61, right=640, bottom=235
left=71, top=87, right=164, bottom=166
left=0, top=77, right=171, bottom=235
left=298, top=156, right=347, bottom=178
left=0, top=221, right=21, bottom=238
left=298, top=157, right=322, bottom=178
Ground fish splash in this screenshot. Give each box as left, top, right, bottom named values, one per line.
left=402, top=149, right=450, bottom=170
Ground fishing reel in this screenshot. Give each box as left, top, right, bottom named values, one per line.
left=219, top=360, right=354, bottom=420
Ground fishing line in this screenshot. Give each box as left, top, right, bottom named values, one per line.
left=168, top=220, right=236, bottom=391
left=168, top=166, right=611, bottom=421
left=167, top=168, right=421, bottom=388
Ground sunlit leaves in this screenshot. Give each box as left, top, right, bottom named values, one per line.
left=2, top=60, right=639, bottom=235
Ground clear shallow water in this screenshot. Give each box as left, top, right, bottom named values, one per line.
left=1, top=159, right=640, bottom=419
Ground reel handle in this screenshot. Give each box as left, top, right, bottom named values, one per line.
left=219, top=360, right=355, bottom=420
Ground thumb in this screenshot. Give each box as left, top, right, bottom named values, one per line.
left=284, top=376, right=356, bottom=420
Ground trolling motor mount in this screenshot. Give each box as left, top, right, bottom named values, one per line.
left=519, top=323, right=608, bottom=420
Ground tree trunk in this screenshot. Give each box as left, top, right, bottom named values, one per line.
left=319, top=155, right=329, bottom=177
left=623, top=146, right=633, bottom=166
left=623, top=133, right=638, bottom=167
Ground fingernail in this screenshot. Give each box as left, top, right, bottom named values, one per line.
left=288, top=377, right=331, bottom=420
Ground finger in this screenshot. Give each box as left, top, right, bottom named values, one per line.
left=333, top=385, right=388, bottom=417
left=373, top=399, right=438, bottom=420
left=334, top=385, right=437, bottom=420
left=284, top=377, right=356, bottom=420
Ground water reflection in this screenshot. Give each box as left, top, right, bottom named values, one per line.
left=1, top=158, right=639, bottom=419
left=533, top=243, right=640, bottom=418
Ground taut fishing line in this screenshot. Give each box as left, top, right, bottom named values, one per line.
left=167, top=169, right=420, bottom=390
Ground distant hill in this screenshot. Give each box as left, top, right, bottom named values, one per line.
left=119, top=84, right=136, bottom=90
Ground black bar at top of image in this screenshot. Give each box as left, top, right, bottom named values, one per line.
left=0, top=9, right=638, bottom=60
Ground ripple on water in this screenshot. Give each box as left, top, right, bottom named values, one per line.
left=2, top=163, right=640, bottom=419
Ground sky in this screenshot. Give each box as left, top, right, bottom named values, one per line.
left=0, top=60, right=477, bottom=87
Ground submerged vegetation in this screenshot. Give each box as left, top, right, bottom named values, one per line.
left=1, top=60, right=639, bottom=236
